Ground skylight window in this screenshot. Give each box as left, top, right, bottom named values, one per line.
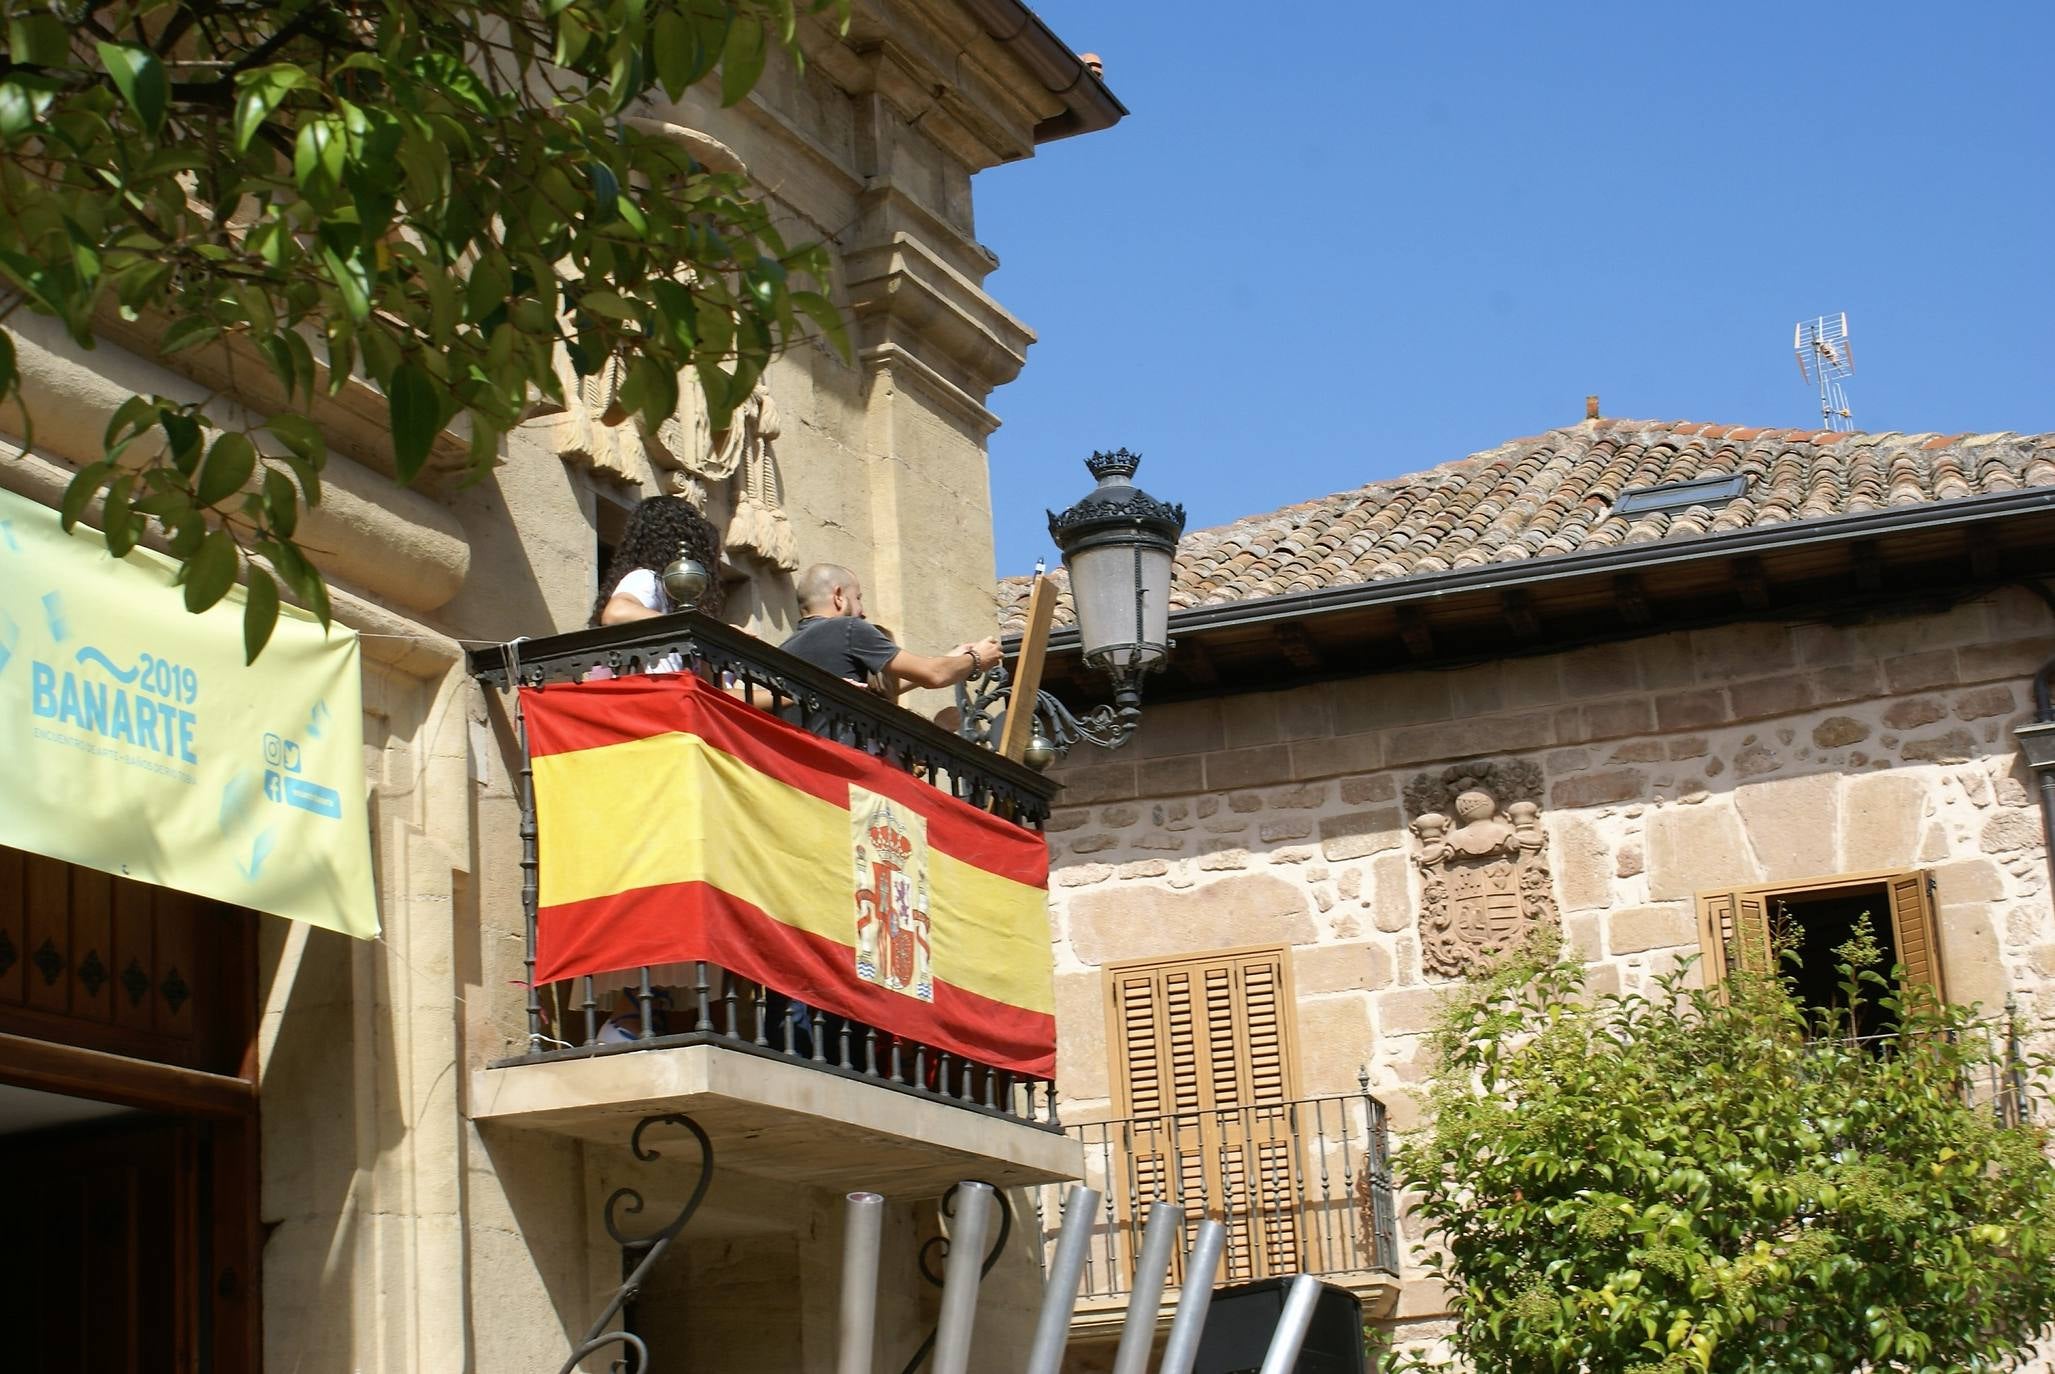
left=1611, top=473, right=1749, bottom=516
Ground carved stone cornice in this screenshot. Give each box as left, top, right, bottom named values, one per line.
left=807, top=10, right=1044, bottom=173
left=858, top=341, right=1001, bottom=437
left=843, top=231, right=1031, bottom=405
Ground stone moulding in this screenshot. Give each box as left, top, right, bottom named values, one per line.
left=1405, top=760, right=1558, bottom=978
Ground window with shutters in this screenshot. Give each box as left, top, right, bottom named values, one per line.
left=1102, top=946, right=1304, bottom=1285
left=1696, top=869, right=1945, bottom=1031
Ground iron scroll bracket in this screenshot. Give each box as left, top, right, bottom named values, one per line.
left=558, top=1113, right=715, bottom=1374
left=953, top=662, right=1140, bottom=761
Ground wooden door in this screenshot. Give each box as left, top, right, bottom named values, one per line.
left=0, top=847, right=260, bottom=1371
left=0, top=1115, right=264, bottom=1374
left=1105, top=946, right=1302, bottom=1284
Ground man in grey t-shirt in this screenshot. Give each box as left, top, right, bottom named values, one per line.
left=781, top=564, right=1000, bottom=691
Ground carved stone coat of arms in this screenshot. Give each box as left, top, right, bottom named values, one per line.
left=1406, top=762, right=1557, bottom=978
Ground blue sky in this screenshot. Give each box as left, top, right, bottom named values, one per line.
left=974, top=1, right=2055, bottom=576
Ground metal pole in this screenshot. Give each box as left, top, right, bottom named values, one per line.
left=1156, top=1219, right=1226, bottom=1374
left=507, top=636, right=544, bottom=1053
left=838, top=1192, right=885, bottom=1374
left=931, top=1181, right=997, bottom=1374
left=1024, top=1185, right=1101, bottom=1374
left=1257, top=1274, right=1323, bottom=1374
left=1111, top=1202, right=1183, bottom=1374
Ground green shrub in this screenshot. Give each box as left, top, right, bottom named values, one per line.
left=1396, top=924, right=2055, bottom=1372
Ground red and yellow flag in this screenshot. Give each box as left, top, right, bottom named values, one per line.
left=523, top=675, right=1056, bottom=1078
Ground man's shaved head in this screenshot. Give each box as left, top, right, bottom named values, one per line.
left=797, top=562, right=862, bottom=614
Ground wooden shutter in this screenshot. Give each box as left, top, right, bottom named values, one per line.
left=1732, top=894, right=1772, bottom=973
left=1885, top=871, right=1945, bottom=1003
left=1104, top=948, right=1302, bottom=1285
left=1106, top=963, right=1207, bottom=1246
left=1696, top=892, right=1734, bottom=987
left=1106, top=948, right=1298, bottom=1118
left=1696, top=890, right=1774, bottom=984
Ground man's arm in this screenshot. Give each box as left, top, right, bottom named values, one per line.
left=885, top=636, right=1002, bottom=690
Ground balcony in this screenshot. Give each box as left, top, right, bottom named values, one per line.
left=1040, top=1089, right=1401, bottom=1341
left=466, top=613, right=1078, bottom=1194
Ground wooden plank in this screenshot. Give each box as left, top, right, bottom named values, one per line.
left=1852, top=540, right=1884, bottom=592
left=1733, top=556, right=1770, bottom=610
left=72, top=866, right=114, bottom=1025
left=1175, top=638, right=1220, bottom=688
left=0, top=844, right=23, bottom=1006
left=153, top=887, right=198, bottom=1043
left=997, top=574, right=1057, bottom=762
left=1272, top=622, right=1321, bottom=670
left=1396, top=605, right=1435, bottom=659
left=112, top=877, right=156, bottom=1032
left=1501, top=588, right=1541, bottom=640
left=24, top=853, right=70, bottom=1014
left=0, top=1032, right=257, bottom=1118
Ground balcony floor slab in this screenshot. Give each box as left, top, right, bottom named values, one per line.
left=468, top=1041, right=1082, bottom=1197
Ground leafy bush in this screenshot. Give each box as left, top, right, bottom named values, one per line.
left=1397, top=924, right=2055, bottom=1372
left=0, top=0, right=845, bottom=657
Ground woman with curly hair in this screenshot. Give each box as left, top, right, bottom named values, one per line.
left=582, top=495, right=734, bottom=1041
left=592, top=494, right=726, bottom=626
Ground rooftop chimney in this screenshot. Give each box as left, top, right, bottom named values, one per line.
left=1585, top=394, right=1600, bottom=421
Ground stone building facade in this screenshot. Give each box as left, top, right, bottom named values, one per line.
left=1006, top=419, right=2055, bottom=1363
left=0, top=5, right=1117, bottom=1370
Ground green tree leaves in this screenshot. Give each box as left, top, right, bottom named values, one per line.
left=0, top=0, right=851, bottom=657
left=96, top=44, right=168, bottom=135
left=194, top=433, right=258, bottom=508
left=386, top=361, right=441, bottom=482
left=1396, top=935, right=2055, bottom=1374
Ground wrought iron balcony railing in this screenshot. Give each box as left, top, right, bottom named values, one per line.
left=1038, top=1083, right=1400, bottom=1304
left=469, top=611, right=1064, bottom=1128
left=1800, top=1005, right=2039, bottom=1129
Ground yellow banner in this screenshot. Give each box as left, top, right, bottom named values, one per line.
left=0, top=483, right=377, bottom=938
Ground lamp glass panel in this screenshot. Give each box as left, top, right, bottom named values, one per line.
left=1129, top=543, right=1172, bottom=671
left=1067, top=543, right=1136, bottom=669
left=1067, top=541, right=1174, bottom=674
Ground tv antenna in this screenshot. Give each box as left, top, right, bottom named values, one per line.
left=1793, top=313, right=1855, bottom=432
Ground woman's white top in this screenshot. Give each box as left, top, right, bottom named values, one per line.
left=608, top=569, right=684, bottom=673
left=613, top=568, right=669, bottom=614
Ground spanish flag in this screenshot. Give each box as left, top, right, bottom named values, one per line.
left=524, top=675, right=1056, bottom=1079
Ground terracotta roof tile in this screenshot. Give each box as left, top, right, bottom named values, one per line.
left=998, top=417, right=2055, bottom=632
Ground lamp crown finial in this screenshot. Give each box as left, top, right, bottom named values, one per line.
left=1086, top=447, right=1142, bottom=482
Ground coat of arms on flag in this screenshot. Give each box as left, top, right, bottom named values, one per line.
left=852, top=787, right=932, bottom=1001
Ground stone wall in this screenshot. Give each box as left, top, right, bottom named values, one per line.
left=1041, top=586, right=2055, bottom=1342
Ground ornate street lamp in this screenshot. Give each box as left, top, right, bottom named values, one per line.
left=958, top=448, right=1185, bottom=768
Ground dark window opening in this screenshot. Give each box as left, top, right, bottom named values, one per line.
left=1769, top=882, right=1898, bottom=1039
